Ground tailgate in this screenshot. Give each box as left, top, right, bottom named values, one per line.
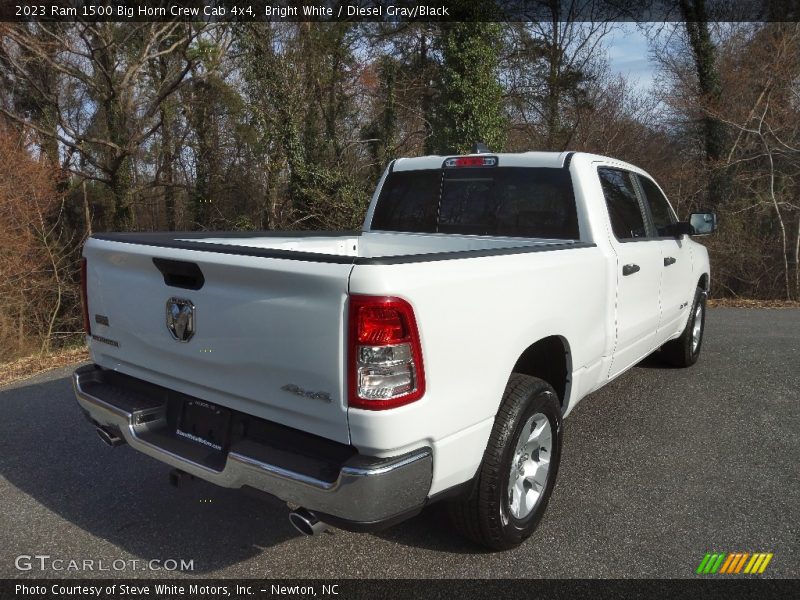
left=83, top=238, right=353, bottom=444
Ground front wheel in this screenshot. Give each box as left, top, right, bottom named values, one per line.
left=447, top=374, right=563, bottom=550
left=661, top=286, right=706, bottom=367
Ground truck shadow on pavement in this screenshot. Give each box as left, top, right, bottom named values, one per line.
left=0, top=373, right=301, bottom=574
left=633, top=351, right=680, bottom=370
left=0, top=372, right=473, bottom=574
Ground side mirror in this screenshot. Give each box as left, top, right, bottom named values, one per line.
left=688, top=212, right=717, bottom=236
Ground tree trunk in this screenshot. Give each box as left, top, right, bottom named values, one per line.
left=794, top=213, right=799, bottom=300
left=82, top=180, right=92, bottom=237
left=153, top=54, right=178, bottom=231
left=110, top=154, right=134, bottom=230
left=544, top=5, right=561, bottom=149
left=680, top=0, right=726, bottom=207
left=420, top=31, right=436, bottom=155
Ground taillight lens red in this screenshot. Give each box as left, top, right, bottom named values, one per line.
left=348, top=296, right=425, bottom=410
left=80, top=257, right=91, bottom=336
left=357, top=307, right=407, bottom=344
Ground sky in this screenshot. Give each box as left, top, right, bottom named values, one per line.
left=605, top=23, right=660, bottom=94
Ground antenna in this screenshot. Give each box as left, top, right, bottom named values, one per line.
left=471, top=142, right=490, bottom=154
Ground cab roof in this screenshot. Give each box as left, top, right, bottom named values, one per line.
left=392, top=151, right=573, bottom=171
left=391, top=151, right=641, bottom=174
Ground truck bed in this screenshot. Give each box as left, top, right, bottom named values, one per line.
left=83, top=229, right=592, bottom=446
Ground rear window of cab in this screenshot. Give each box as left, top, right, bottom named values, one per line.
left=371, top=166, right=579, bottom=239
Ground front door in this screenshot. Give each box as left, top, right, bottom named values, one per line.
left=635, top=174, right=694, bottom=340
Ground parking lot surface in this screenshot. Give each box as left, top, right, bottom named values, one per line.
left=1, top=308, right=797, bottom=578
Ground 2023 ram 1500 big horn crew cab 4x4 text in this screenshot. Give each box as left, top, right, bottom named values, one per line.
left=73, top=151, right=716, bottom=549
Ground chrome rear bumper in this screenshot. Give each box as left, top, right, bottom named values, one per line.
left=73, top=364, right=432, bottom=525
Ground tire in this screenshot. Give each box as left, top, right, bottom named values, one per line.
left=661, top=286, right=706, bottom=367
left=447, top=374, right=563, bottom=550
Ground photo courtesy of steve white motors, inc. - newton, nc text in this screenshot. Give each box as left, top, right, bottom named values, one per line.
left=0, top=0, right=798, bottom=599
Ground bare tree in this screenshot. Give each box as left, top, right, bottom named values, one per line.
left=502, top=1, right=617, bottom=150
left=0, top=125, right=73, bottom=358
left=0, top=22, right=203, bottom=229
left=709, top=25, right=800, bottom=299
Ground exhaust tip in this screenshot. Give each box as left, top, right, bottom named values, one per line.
left=96, top=426, right=124, bottom=448
left=289, top=508, right=328, bottom=536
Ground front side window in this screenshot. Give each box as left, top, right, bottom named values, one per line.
left=598, top=168, right=647, bottom=240
left=637, top=175, right=676, bottom=237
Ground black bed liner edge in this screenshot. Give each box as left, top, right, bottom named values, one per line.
left=90, top=231, right=596, bottom=265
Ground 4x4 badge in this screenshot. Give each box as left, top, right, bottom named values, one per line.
left=166, top=298, right=195, bottom=342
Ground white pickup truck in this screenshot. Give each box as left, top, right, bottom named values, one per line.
left=74, top=150, right=716, bottom=549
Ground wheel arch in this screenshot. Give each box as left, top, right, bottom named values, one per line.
left=698, top=273, right=710, bottom=292
left=445, top=335, right=572, bottom=506
left=509, top=335, right=572, bottom=410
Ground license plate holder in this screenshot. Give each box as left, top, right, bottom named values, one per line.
left=176, top=399, right=231, bottom=452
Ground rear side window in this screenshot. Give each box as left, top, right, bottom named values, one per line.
left=369, top=170, right=440, bottom=234
left=637, top=175, right=676, bottom=237
left=598, top=168, right=647, bottom=240
left=371, top=166, right=579, bottom=239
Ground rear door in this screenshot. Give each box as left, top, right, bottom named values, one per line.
left=635, top=174, right=694, bottom=339
left=83, top=239, right=353, bottom=444
left=597, top=167, right=663, bottom=378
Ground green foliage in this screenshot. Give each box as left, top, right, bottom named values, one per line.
left=431, top=22, right=507, bottom=154
left=3, top=21, right=798, bottom=305
left=363, top=56, right=399, bottom=178
left=294, top=166, right=370, bottom=231
left=237, top=23, right=369, bottom=230
left=231, top=215, right=258, bottom=231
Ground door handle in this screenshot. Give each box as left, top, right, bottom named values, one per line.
left=664, top=256, right=677, bottom=266
left=622, top=264, right=640, bottom=276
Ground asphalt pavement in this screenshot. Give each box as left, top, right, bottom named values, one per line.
left=0, top=308, right=797, bottom=579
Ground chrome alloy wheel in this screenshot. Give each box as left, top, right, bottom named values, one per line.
left=692, top=303, right=703, bottom=354
left=507, top=413, right=552, bottom=520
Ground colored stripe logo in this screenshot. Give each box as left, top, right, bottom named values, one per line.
left=696, top=552, right=773, bottom=574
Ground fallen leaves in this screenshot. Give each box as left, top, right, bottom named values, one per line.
left=0, top=346, right=89, bottom=388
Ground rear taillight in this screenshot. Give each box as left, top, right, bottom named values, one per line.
left=80, top=257, right=91, bottom=336
left=348, top=295, right=425, bottom=410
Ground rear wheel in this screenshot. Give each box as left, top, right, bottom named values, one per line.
left=661, top=286, right=706, bottom=367
left=447, top=374, right=562, bottom=550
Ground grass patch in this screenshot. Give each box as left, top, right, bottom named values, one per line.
left=708, top=298, right=800, bottom=308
